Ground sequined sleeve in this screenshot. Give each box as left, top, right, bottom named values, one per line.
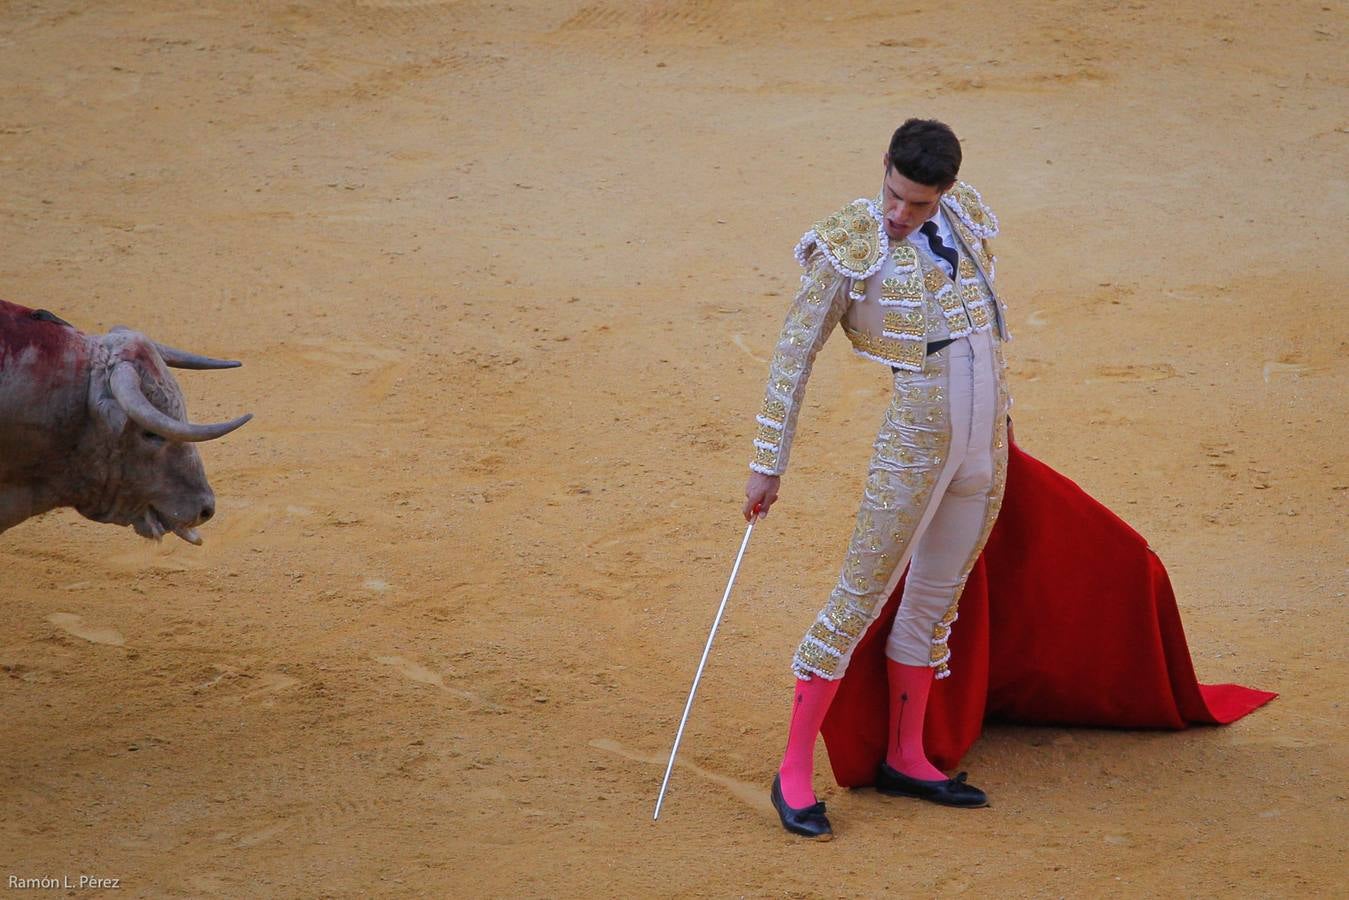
left=749, top=249, right=850, bottom=475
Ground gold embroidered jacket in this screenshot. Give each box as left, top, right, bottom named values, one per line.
left=751, top=182, right=1007, bottom=476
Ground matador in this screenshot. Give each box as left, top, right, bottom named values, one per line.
left=744, top=119, right=1008, bottom=838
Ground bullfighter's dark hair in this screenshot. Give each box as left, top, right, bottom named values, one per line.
left=887, top=119, right=962, bottom=188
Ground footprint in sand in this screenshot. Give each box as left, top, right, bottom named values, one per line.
left=1226, top=732, right=1319, bottom=749
left=1088, top=363, right=1177, bottom=383
left=355, top=0, right=459, bottom=8
left=47, top=613, right=125, bottom=646
left=589, top=737, right=770, bottom=813
left=104, top=545, right=200, bottom=574
left=372, top=655, right=502, bottom=711
left=251, top=673, right=301, bottom=694
left=730, top=333, right=767, bottom=363
left=234, top=821, right=291, bottom=849
left=289, top=337, right=410, bottom=409
left=374, top=654, right=444, bottom=688
left=1262, top=361, right=1309, bottom=383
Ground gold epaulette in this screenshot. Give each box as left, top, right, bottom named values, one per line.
left=943, top=181, right=999, bottom=240
left=793, top=198, right=888, bottom=279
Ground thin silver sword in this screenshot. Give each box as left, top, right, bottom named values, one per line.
left=653, top=514, right=758, bottom=820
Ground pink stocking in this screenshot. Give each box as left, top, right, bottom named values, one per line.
left=777, top=676, right=841, bottom=808
left=885, top=659, right=946, bottom=781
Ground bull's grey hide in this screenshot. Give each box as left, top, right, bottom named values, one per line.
left=0, top=299, right=252, bottom=544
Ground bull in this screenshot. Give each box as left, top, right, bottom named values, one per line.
left=0, top=298, right=251, bottom=544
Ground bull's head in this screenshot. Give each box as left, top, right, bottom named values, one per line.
left=79, top=328, right=252, bottom=545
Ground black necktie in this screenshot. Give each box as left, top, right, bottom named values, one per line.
left=920, top=220, right=958, bottom=278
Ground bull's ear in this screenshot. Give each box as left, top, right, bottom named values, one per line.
left=88, top=384, right=129, bottom=433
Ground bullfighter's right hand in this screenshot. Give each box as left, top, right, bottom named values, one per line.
left=743, top=472, right=780, bottom=522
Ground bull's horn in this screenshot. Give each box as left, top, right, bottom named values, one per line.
left=110, top=363, right=253, bottom=442
left=109, top=327, right=241, bottom=370
left=152, top=341, right=242, bottom=370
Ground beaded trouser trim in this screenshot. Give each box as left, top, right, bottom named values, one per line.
left=791, top=340, right=1010, bottom=682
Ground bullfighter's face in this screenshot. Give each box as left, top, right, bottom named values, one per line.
left=879, top=161, right=948, bottom=242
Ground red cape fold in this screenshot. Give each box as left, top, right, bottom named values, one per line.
left=821, top=441, right=1277, bottom=786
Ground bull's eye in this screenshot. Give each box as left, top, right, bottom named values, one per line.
left=141, top=429, right=166, bottom=445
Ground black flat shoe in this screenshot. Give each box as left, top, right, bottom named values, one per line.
left=770, top=774, right=833, bottom=839
left=875, top=763, right=989, bottom=808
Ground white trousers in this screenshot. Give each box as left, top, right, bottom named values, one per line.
left=792, top=327, right=1010, bottom=681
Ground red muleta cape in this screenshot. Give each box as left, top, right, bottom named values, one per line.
left=821, top=441, right=1276, bottom=786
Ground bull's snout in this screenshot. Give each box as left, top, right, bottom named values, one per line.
left=200, top=501, right=215, bottom=522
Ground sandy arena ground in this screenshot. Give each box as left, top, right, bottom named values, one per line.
left=2, top=1, right=1346, bottom=896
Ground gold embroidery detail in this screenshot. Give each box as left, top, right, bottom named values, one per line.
left=891, top=245, right=918, bottom=268
left=811, top=200, right=883, bottom=278
left=843, top=554, right=872, bottom=592
left=825, top=602, right=870, bottom=639
left=889, top=526, right=915, bottom=543
left=955, top=222, right=998, bottom=275
left=772, top=352, right=803, bottom=377
left=785, top=307, right=817, bottom=347
left=883, top=309, right=925, bottom=338
left=875, top=431, right=905, bottom=461
left=924, top=268, right=948, bottom=293
left=896, top=384, right=944, bottom=405
left=954, top=222, right=980, bottom=258
left=795, top=639, right=841, bottom=678
left=753, top=446, right=779, bottom=468
left=853, top=509, right=881, bottom=551
left=898, top=467, right=937, bottom=489
left=944, top=312, right=972, bottom=335
left=947, top=181, right=998, bottom=236
left=968, top=299, right=992, bottom=330
left=755, top=423, right=782, bottom=446
left=882, top=272, right=923, bottom=301
left=808, top=620, right=855, bottom=653
left=935, top=285, right=972, bottom=334
left=958, top=257, right=977, bottom=280
left=844, top=327, right=925, bottom=370
left=877, top=435, right=918, bottom=465
left=760, top=399, right=786, bottom=424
